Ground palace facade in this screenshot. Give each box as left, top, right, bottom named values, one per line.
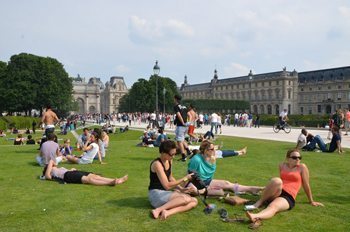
left=179, top=66, right=350, bottom=115
left=72, top=76, right=128, bottom=114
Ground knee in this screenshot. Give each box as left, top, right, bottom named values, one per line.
left=270, top=177, right=283, bottom=188
left=191, top=197, right=198, bottom=206
left=180, top=194, right=193, bottom=205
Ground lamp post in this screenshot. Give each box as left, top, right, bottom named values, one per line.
left=153, top=60, right=160, bottom=126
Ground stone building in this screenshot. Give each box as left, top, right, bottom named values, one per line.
left=180, top=66, right=350, bottom=115
left=72, top=76, right=128, bottom=114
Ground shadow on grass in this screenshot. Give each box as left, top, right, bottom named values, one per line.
left=15, top=149, right=39, bottom=154
left=28, top=161, right=40, bottom=166
left=123, top=157, right=153, bottom=161
left=107, top=197, right=150, bottom=209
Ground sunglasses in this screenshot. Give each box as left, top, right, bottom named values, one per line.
left=167, top=152, right=176, bottom=157
left=207, top=147, right=215, bottom=151
left=290, top=156, right=302, bottom=160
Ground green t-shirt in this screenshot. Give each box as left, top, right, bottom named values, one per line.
left=188, top=154, right=216, bottom=181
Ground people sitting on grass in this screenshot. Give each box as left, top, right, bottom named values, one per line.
left=66, top=131, right=105, bottom=164
left=26, top=135, right=36, bottom=145
left=244, top=149, right=324, bottom=230
left=76, top=127, right=90, bottom=151
left=119, top=125, right=129, bottom=133
left=141, top=130, right=156, bottom=147
left=36, top=133, right=63, bottom=166
left=187, top=140, right=263, bottom=196
left=295, top=128, right=315, bottom=151
left=190, top=145, right=247, bottom=159
left=306, top=125, right=344, bottom=154
left=43, top=159, right=128, bottom=186
left=60, top=139, right=73, bottom=156
left=14, top=134, right=25, bottom=145
left=154, top=127, right=168, bottom=147
left=101, top=130, right=110, bottom=149
left=149, top=140, right=197, bottom=220
left=0, top=129, right=6, bottom=137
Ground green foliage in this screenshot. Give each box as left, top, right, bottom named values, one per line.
left=0, top=130, right=349, bottom=231
left=0, top=61, right=7, bottom=113
left=0, top=116, right=40, bottom=130
left=259, top=114, right=330, bottom=127
left=1, top=53, right=74, bottom=116
left=182, top=99, right=249, bottom=113
left=119, top=75, right=179, bottom=112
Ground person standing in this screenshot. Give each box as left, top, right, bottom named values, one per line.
left=210, top=112, right=219, bottom=134
left=32, top=120, right=37, bottom=134
left=173, top=95, right=189, bottom=162
left=345, top=108, right=350, bottom=135
left=41, top=105, right=59, bottom=137
left=254, top=114, right=260, bottom=128
left=187, top=104, right=198, bottom=142
left=279, top=109, right=288, bottom=127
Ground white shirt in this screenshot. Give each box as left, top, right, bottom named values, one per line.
left=280, top=111, right=288, bottom=118
left=211, top=113, right=218, bottom=123
left=296, top=133, right=307, bottom=150
left=81, top=143, right=99, bottom=162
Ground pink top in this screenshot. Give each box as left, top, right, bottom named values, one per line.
left=280, top=164, right=302, bottom=199
left=51, top=167, right=68, bottom=180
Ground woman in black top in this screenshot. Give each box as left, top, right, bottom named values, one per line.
left=148, top=140, right=197, bottom=220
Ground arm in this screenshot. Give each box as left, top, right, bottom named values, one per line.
left=176, top=112, right=185, bottom=126
left=152, top=161, right=191, bottom=190
left=301, top=164, right=324, bottom=207
left=44, top=160, right=55, bottom=180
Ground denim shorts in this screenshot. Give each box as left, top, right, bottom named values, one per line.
left=148, top=189, right=173, bottom=208
left=175, top=126, right=188, bottom=142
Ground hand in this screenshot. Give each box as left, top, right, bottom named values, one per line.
left=100, top=161, right=107, bottom=165
left=310, top=201, right=324, bottom=207
left=186, top=173, right=194, bottom=181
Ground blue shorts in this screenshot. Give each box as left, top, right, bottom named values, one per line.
left=175, top=126, right=188, bottom=142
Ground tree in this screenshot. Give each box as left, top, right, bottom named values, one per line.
left=3, top=53, right=74, bottom=116
left=0, top=61, right=7, bottom=113
left=119, top=76, right=179, bottom=112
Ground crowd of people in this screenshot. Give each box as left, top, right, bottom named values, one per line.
left=5, top=102, right=350, bottom=230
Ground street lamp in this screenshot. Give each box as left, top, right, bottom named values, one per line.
left=153, top=60, right=160, bottom=126
left=163, top=87, right=166, bottom=114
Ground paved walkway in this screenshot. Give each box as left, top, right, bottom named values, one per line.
left=111, top=122, right=350, bottom=149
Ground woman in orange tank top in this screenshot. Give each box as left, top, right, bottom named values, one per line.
left=245, top=149, right=324, bottom=229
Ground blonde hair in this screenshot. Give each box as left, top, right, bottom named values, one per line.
left=64, top=139, right=70, bottom=143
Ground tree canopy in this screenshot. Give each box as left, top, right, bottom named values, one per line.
left=0, top=53, right=74, bottom=116
left=118, top=75, right=179, bottom=113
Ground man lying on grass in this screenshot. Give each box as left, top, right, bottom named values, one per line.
left=43, top=160, right=128, bottom=186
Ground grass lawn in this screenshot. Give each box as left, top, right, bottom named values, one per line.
left=0, top=129, right=349, bottom=232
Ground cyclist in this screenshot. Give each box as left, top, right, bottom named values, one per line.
left=279, top=109, right=288, bottom=128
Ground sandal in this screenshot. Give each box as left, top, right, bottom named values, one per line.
left=248, top=218, right=262, bottom=230
left=222, top=214, right=246, bottom=223
left=218, top=208, right=228, bottom=219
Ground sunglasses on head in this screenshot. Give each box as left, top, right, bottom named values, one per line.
left=290, top=156, right=302, bottom=160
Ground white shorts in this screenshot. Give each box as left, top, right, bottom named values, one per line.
left=175, top=126, right=188, bottom=142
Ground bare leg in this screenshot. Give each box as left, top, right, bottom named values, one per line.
left=237, top=147, right=247, bottom=156
left=209, top=179, right=264, bottom=196
left=151, top=192, right=198, bottom=219
left=66, top=155, right=79, bottom=164
left=253, top=177, right=283, bottom=208
left=246, top=197, right=289, bottom=221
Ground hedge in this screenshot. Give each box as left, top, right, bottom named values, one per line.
left=0, top=116, right=41, bottom=130
left=257, top=114, right=329, bottom=127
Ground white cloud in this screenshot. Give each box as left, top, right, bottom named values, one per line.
left=338, top=6, right=350, bottom=18
left=115, top=64, right=130, bottom=74
left=223, top=62, right=251, bottom=77
left=128, top=16, right=194, bottom=45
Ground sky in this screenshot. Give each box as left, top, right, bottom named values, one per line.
left=1, top=0, right=350, bottom=88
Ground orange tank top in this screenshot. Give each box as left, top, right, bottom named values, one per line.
left=280, top=164, right=302, bottom=200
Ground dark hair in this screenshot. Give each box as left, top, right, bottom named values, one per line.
left=47, top=133, right=56, bottom=141
left=28, top=135, right=32, bottom=139
left=158, top=127, right=164, bottom=133
left=159, top=140, right=176, bottom=154
left=286, top=149, right=300, bottom=158
left=83, top=127, right=89, bottom=132
left=174, top=94, right=182, bottom=102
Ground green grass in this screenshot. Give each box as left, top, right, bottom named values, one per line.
left=0, top=129, right=349, bottom=232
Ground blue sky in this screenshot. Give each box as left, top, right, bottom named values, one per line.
left=1, top=0, right=350, bottom=87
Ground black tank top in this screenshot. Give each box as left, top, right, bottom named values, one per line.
left=148, top=158, right=171, bottom=190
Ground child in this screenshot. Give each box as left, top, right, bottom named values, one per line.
left=60, top=139, right=73, bottom=156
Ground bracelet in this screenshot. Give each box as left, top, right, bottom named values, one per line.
left=183, top=177, right=188, bottom=182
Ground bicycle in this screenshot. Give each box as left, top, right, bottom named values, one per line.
left=273, top=122, right=291, bottom=133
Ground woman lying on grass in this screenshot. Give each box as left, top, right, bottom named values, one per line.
left=43, top=159, right=128, bottom=186
left=188, top=140, right=263, bottom=196
left=149, top=140, right=197, bottom=220
left=245, top=149, right=324, bottom=229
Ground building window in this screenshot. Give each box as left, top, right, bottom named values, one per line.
left=288, top=90, right=291, bottom=99
left=289, top=81, right=291, bottom=85
left=309, top=107, right=312, bottom=114
left=309, top=87, right=312, bottom=91
left=327, top=93, right=332, bottom=100
left=288, top=104, right=291, bottom=114
left=276, top=80, right=279, bottom=85
left=337, top=104, right=341, bottom=109
left=337, top=93, right=342, bottom=100
left=328, top=86, right=331, bottom=89
left=300, top=107, right=304, bottom=114
left=301, top=87, right=304, bottom=91
left=318, top=86, right=321, bottom=90
left=317, top=105, right=321, bottom=113
left=269, top=81, right=271, bottom=86
left=338, top=85, right=342, bottom=89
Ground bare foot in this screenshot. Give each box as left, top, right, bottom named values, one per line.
left=245, top=211, right=255, bottom=222
left=151, top=209, right=161, bottom=219
left=115, top=175, right=128, bottom=185
left=160, top=210, right=169, bottom=220
left=241, top=147, right=247, bottom=155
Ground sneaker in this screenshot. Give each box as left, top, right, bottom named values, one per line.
left=244, top=205, right=257, bottom=211
left=181, top=157, right=187, bottom=162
